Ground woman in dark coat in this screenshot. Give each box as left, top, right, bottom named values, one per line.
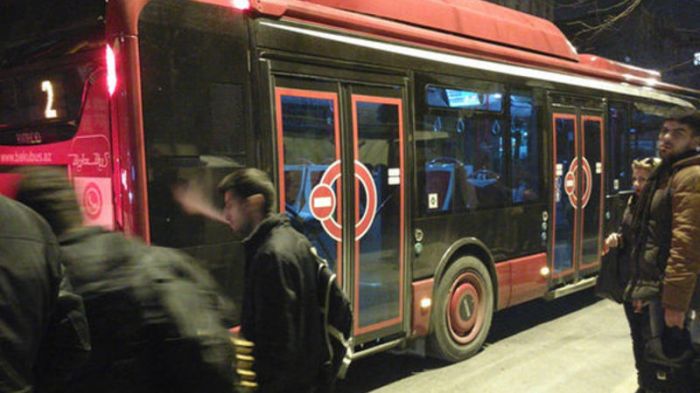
left=604, top=157, right=660, bottom=393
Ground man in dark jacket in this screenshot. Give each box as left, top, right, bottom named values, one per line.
left=629, top=111, right=700, bottom=388
left=217, top=168, right=323, bottom=393
left=15, top=168, right=236, bottom=393
left=0, top=195, right=89, bottom=393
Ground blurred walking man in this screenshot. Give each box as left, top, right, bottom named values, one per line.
left=16, top=168, right=236, bottom=393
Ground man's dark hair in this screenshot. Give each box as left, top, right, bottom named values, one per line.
left=15, top=167, right=83, bottom=236
left=217, top=168, right=276, bottom=215
left=678, top=111, right=700, bottom=137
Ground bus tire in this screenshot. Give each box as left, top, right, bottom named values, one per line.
left=428, top=255, right=494, bottom=362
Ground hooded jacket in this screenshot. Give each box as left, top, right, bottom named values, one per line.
left=662, top=153, right=700, bottom=311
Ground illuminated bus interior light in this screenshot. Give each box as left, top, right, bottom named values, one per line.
left=106, top=45, right=117, bottom=96
left=231, top=0, right=250, bottom=10
left=41, top=81, right=58, bottom=119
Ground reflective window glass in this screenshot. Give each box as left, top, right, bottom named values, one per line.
left=139, top=0, right=250, bottom=322
left=418, top=111, right=508, bottom=212
left=630, top=106, right=663, bottom=164
left=608, top=104, right=629, bottom=192
left=354, top=98, right=403, bottom=330
left=277, top=92, right=341, bottom=274
left=417, top=80, right=543, bottom=214
left=510, top=93, right=541, bottom=204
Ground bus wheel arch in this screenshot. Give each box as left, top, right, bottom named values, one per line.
left=434, top=239, right=498, bottom=308
left=428, top=243, right=496, bottom=362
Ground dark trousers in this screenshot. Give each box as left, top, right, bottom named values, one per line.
left=624, top=301, right=653, bottom=388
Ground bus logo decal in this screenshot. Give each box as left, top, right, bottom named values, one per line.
left=72, top=177, right=114, bottom=230
left=82, top=182, right=103, bottom=220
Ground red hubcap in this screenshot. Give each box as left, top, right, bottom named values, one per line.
left=447, top=272, right=485, bottom=344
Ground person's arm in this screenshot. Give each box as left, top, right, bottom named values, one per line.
left=172, top=183, right=228, bottom=224
left=662, top=169, right=700, bottom=323
left=250, top=254, right=299, bottom=393
left=604, top=198, right=637, bottom=255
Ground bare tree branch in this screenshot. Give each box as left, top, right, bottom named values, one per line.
left=570, top=0, right=642, bottom=41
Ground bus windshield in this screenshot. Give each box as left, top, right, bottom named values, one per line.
left=0, top=1, right=104, bottom=144
left=1, top=0, right=105, bottom=69
left=0, top=57, right=102, bottom=145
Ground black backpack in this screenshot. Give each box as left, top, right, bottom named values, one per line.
left=311, top=247, right=353, bottom=385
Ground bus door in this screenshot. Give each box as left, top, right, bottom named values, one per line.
left=550, top=104, right=605, bottom=283
left=579, top=111, right=605, bottom=272
left=273, top=77, right=408, bottom=347
left=345, top=84, right=406, bottom=344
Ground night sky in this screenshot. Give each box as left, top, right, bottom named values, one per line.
left=554, top=0, right=700, bottom=89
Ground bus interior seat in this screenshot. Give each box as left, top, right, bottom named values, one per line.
left=284, top=164, right=307, bottom=214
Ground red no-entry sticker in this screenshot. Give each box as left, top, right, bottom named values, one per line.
left=309, top=159, right=378, bottom=241
left=563, top=157, right=593, bottom=209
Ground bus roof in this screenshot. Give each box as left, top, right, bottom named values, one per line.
left=108, top=0, right=700, bottom=98
left=290, top=0, right=579, bottom=62
left=578, top=54, right=661, bottom=81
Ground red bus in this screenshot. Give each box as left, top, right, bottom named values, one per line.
left=1, top=0, right=698, bottom=363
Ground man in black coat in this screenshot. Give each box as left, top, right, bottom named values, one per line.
left=217, top=168, right=323, bottom=393
left=0, top=194, right=89, bottom=393
left=15, top=168, right=236, bottom=393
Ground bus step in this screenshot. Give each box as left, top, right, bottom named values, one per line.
left=544, top=276, right=597, bottom=300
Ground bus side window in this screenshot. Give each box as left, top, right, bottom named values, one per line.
left=609, top=102, right=668, bottom=194
left=608, top=103, right=630, bottom=193
left=417, top=80, right=510, bottom=214
left=510, top=92, right=541, bottom=204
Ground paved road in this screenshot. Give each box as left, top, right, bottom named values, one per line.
left=337, top=289, right=637, bottom=392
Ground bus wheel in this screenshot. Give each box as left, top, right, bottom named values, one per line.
left=429, top=256, right=494, bottom=362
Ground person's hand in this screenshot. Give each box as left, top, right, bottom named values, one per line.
left=172, top=182, right=209, bottom=215
left=665, top=308, right=686, bottom=328
left=604, top=233, right=621, bottom=252
left=172, top=182, right=228, bottom=224
left=602, top=233, right=621, bottom=255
